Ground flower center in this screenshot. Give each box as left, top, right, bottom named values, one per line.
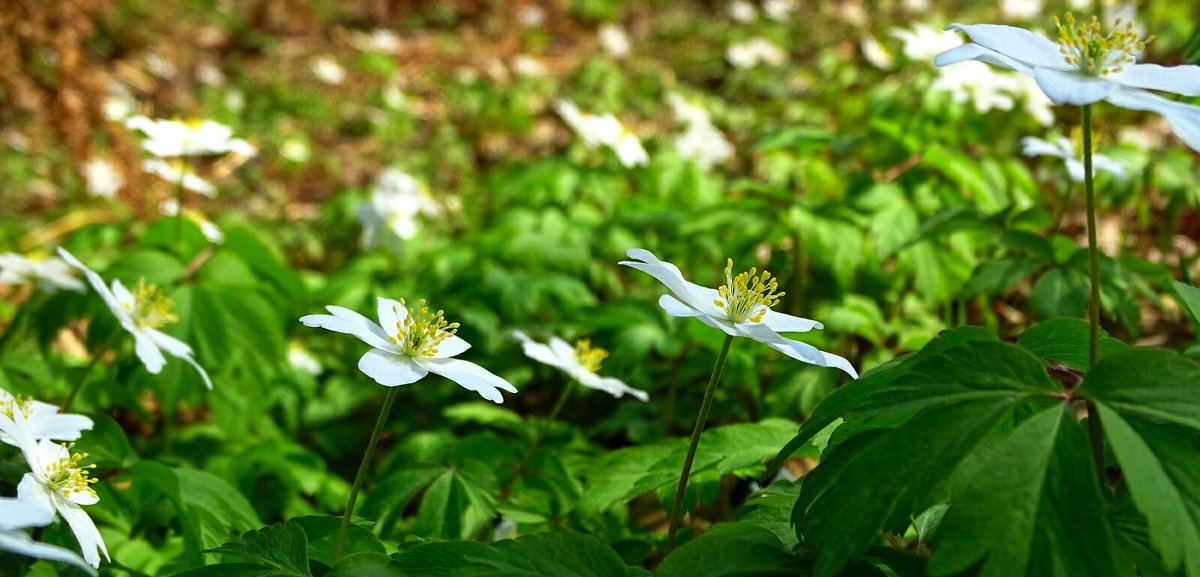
left=713, top=258, right=784, bottom=323
left=572, top=339, right=608, bottom=373
left=1054, top=13, right=1153, bottom=77
left=44, top=443, right=99, bottom=500
left=124, top=279, right=178, bottom=329
left=0, top=394, right=33, bottom=420
left=389, top=299, right=459, bottom=357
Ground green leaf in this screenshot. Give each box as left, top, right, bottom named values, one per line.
left=414, top=470, right=462, bottom=539
left=392, top=531, right=630, bottom=577
left=1080, top=348, right=1200, bottom=430
left=1016, top=318, right=1127, bottom=371
left=960, top=258, right=1043, bottom=298
left=656, top=522, right=804, bottom=577
left=171, top=562, right=295, bottom=577
left=360, top=467, right=444, bottom=538
left=1172, top=281, right=1200, bottom=331
left=1029, top=268, right=1088, bottom=320
left=211, top=523, right=309, bottom=576
left=326, top=553, right=406, bottom=577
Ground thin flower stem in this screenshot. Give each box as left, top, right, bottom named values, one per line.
left=1081, top=103, right=1106, bottom=486
left=173, top=157, right=189, bottom=253
left=665, top=333, right=734, bottom=554
left=335, top=386, right=399, bottom=562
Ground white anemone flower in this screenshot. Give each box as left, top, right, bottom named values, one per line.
left=159, top=200, right=224, bottom=244
left=15, top=438, right=108, bottom=569
left=599, top=24, right=630, bottom=59
left=300, top=298, right=518, bottom=403
left=0, top=496, right=94, bottom=575
left=56, top=248, right=213, bottom=389
left=0, top=389, right=93, bottom=448
left=667, top=93, right=734, bottom=170
left=512, top=331, right=649, bottom=401
left=727, top=0, right=757, bottom=22
left=142, top=159, right=217, bottom=196
left=620, top=249, right=858, bottom=378
left=0, top=253, right=85, bottom=294
left=861, top=36, right=894, bottom=69
left=935, top=16, right=1200, bottom=151
left=287, top=342, right=322, bottom=375
left=555, top=100, right=649, bottom=168
left=82, top=158, right=123, bottom=198
left=890, top=23, right=963, bottom=62
left=726, top=37, right=786, bottom=69
left=355, top=169, right=440, bottom=249
left=1001, top=0, right=1043, bottom=20
left=312, top=56, right=347, bottom=85
left=763, top=0, right=797, bottom=21
left=126, top=116, right=255, bottom=158
left=1021, top=136, right=1127, bottom=181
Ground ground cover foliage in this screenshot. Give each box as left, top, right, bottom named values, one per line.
left=1, top=0, right=1200, bottom=576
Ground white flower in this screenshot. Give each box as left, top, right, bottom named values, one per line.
left=0, top=254, right=85, bottom=294
left=15, top=439, right=107, bottom=568
left=355, top=169, right=440, bottom=249
left=599, top=24, right=630, bottom=58
left=890, top=23, right=963, bottom=62
left=280, top=138, right=311, bottom=163
left=126, top=116, right=255, bottom=158
left=518, top=5, right=545, bottom=27
left=930, top=61, right=1018, bottom=113
left=312, top=56, right=346, bottom=85
left=0, top=389, right=93, bottom=449
left=511, top=55, right=546, bottom=78
left=56, top=248, right=213, bottom=389
left=555, top=100, right=649, bottom=168
left=620, top=249, right=858, bottom=378
left=1022, top=135, right=1127, bottom=181
left=726, top=37, right=786, bottom=69
left=1013, top=73, right=1056, bottom=126
left=667, top=93, right=733, bottom=170
left=159, top=200, right=224, bottom=244
left=727, top=0, right=757, bottom=22
left=142, top=159, right=217, bottom=196
left=762, top=0, right=797, bottom=21
left=383, top=78, right=407, bottom=110
left=300, top=298, right=518, bottom=403
left=350, top=28, right=402, bottom=54
left=512, top=331, right=649, bottom=401
left=861, top=36, right=894, bottom=69
left=195, top=62, right=226, bottom=86
left=287, top=342, right=322, bottom=375
left=145, top=53, right=176, bottom=79
left=102, top=82, right=136, bottom=122
left=935, top=17, right=1200, bottom=151
left=0, top=496, right=94, bottom=574
left=82, top=158, right=123, bottom=198
left=1001, top=0, right=1043, bottom=20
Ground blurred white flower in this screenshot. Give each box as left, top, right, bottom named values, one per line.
left=15, top=439, right=107, bottom=569
left=225, top=89, right=246, bottom=113
left=512, top=331, right=649, bottom=401
left=763, top=0, right=797, bottom=21
left=383, top=78, right=407, bottom=110
left=57, top=248, right=213, bottom=389
left=195, top=62, right=226, bottom=86
left=1001, top=0, right=1043, bottom=20
left=82, top=158, right=122, bottom=198
left=312, top=56, right=346, bottom=85
left=145, top=53, right=176, bottom=79
left=350, top=29, right=402, bottom=54
left=1013, top=74, right=1056, bottom=126
left=300, top=298, right=518, bottom=403
left=555, top=100, right=649, bottom=168
left=142, top=159, right=216, bottom=196
left=0, top=389, right=93, bottom=448
left=667, top=93, right=733, bottom=170
left=518, top=5, right=545, bottom=27
left=0, top=254, right=85, bottom=294
left=727, top=0, right=757, bottom=22
left=599, top=24, right=630, bottom=58
left=492, top=517, right=518, bottom=542
left=620, top=249, right=858, bottom=378
left=0, top=495, right=95, bottom=574
left=356, top=169, right=440, bottom=249
left=726, top=37, right=786, bottom=69
left=861, top=36, right=894, bottom=69
left=126, top=116, right=255, bottom=158
left=280, top=138, right=311, bottom=163
left=1022, top=135, right=1127, bottom=181
left=287, top=342, right=322, bottom=375
left=102, top=82, right=137, bottom=122
left=902, top=0, right=931, bottom=10
left=890, top=23, right=963, bottom=62
left=159, top=200, right=224, bottom=244
left=511, top=55, right=546, bottom=78
left=930, top=61, right=1017, bottom=114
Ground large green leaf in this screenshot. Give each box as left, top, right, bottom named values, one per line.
left=655, top=522, right=805, bottom=577
left=391, top=531, right=632, bottom=577
left=1015, top=318, right=1126, bottom=371
left=1171, top=281, right=1200, bottom=333
left=210, top=523, right=309, bottom=576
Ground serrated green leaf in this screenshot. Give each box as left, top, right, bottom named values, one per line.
left=1029, top=269, right=1088, bottom=319
left=1173, top=281, right=1200, bottom=331
left=1080, top=348, right=1200, bottom=430
left=960, top=258, right=1043, bottom=298
left=211, top=523, right=309, bottom=576
left=1016, top=318, right=1126, bottom=371
left=392, top=531, right=629, bottom=577
left=656, top=522, right=804, bottom=577
left=360, top=467, right=444, bottom=537
left=326, top=552, right=406, bottom=577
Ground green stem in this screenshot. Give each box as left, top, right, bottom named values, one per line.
left=1081, top=104, right=1106, bottom=485
left=665, top=333, right=734, bottom=554
left=174, top=157, right=189, bottom=253
left=335, top=386, right=398, bottom=561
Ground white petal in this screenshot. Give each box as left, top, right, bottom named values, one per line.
left=132, top=330, right=166, bottom=374
left=1092, top=154, right=1127, bottom=179
left=31, top=414, right=94, bottom=442
left=1114, top=63, right=1200, bottom=97
left=933, top=43, right=1034, bottom=76
left=376, top=297, right=407, bottom=340
left=759, top=309, right=824, bottom=333
left=583, top=373, right=649, bottom=401
left=148, top=329, right=213, bottom=389
left=0, top=532, right=97, bottom=575
left=659, top=294, right=704, bottom=318
left=420, top=358, right=517, bottom=404
left=1065, top=159, right=1086, bottom=182
left=1034, top=68, right=1114, bottom=105
left=619, top=249, right=722, bottom=314
left=512, top=332, right=567, bottom=369
left=110, top=279, right=133, bottom=307
left=57, top=501, right=108, bottom=568
left=300, top=306, right=395, bottom=351
left=1105, top=87, right=1200, bottom=152
left=0, top=496, right=54, bottom=530
left=55, top=248, right=124, bottom=313
left=17, top=475, right=54, bottom=514
left=694, top=312, right=740, bottom=336
left=1020, top=136, right=1068, bottom=159
left=944, top=23, right=1071, bottom=71
left=432, top=335, right=471, bottom=358
left=547, top=337, right=576, bottom=364
left=358, top=349, right=428, bottom=386
left=735, top=322, right=859, bottom=379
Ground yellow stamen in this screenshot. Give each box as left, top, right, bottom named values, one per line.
left=1054, top=12, right=1153, bottom=77
left=123, top=279, right=178, bottom=329
left=573, top=339, right=608, bottom=373
left=44, top=443, right=99, bottom=500
left=713, top=258, right=784, bottom=323
left=390, top=299, right=459, bottom=358
left=0, top=395, right=33, bottom=420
